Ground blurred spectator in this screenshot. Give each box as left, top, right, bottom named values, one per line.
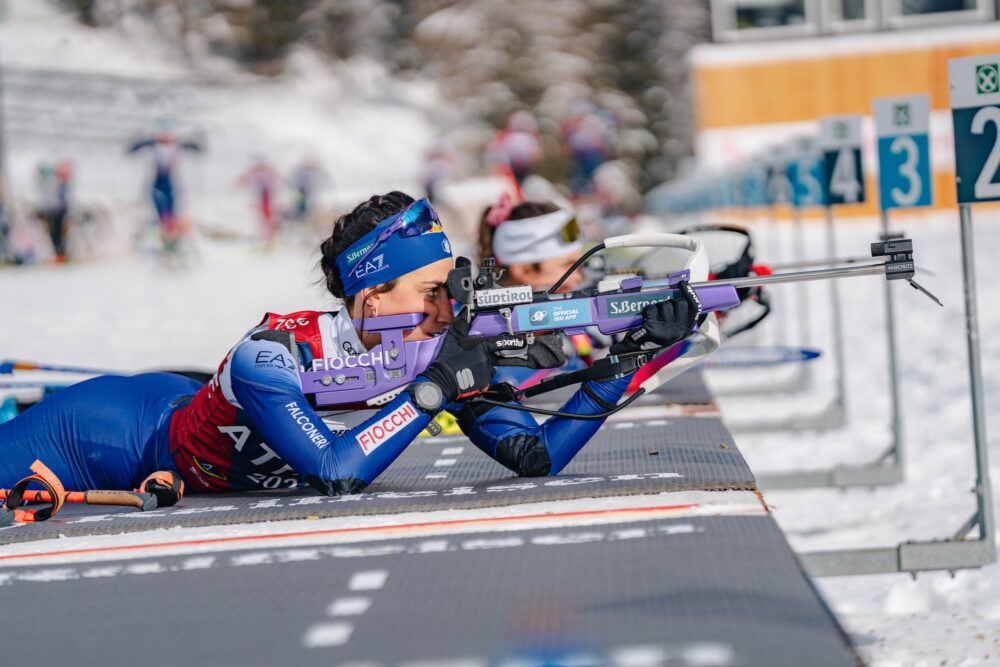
left=486, top=111, right=542, bottom=187
left=561, top=102, right=617, bottom=198
left=238, top=156, right=281, bottom=242
left=421, top=141, right=455, bottom=204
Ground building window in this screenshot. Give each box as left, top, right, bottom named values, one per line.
left=900, top=0, right=977, bottom=14
left=712, top=0, right=820, bottom=41
left=839, top=0, right=869, bottom=19
left=821, top=0, right=880, bottom=32
left=735, top=0, right=808, bottom=29
left=883, top=0, right=993, bottom=26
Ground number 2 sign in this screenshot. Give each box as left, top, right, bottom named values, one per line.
left=950, top=54, right=1000, bottom=203
left=873, top=94, right=933, bottom=210
left=820, top=114, right=866, bottom=206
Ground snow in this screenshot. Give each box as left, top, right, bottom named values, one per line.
left=704, top=209, right=1000, bottom=666
left=3, top=2, right=1000, bottom=664
left=0, top=0, right=440, bottom=243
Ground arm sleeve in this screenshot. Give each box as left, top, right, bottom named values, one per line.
left=449, top=372, right=633, bottom=477
left=228, top=338, right=431, bottom=495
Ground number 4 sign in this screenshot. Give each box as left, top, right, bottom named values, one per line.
left=950, top=54, right=1000, bottom=203
left=873, top=94, right=933, bottom=210
left=820, top=114, right=866, bottom=205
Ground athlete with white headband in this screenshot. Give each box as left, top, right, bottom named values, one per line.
left=1, top=192, right=700, bottom=496
left=479, top=194, right=586, bottom=293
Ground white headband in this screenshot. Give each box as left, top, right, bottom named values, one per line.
left=492, top=209, right=582, bottom=265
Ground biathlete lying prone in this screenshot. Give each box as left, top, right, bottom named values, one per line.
left=0, top=192, right=699, bottom=496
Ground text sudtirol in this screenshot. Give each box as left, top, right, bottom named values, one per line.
left=474, top=286, right=534, bottom=307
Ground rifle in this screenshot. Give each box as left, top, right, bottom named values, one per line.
left=299, top=234, right=937, bottom=419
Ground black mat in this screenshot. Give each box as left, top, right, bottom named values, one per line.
left=0, top=418, right=755, bottom=544
left=0, top=516, right=857, bottom=667
left=526, top=368, right=715, bottom=408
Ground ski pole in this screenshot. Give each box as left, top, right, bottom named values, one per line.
left=0, top=381, right=74, bottom=390
left=0, top=470, right=182, bottom=524
left=0, top=488, right=158, bottom=512
left=0, top=360, right=122, bottom=375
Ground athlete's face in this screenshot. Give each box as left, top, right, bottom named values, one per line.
left=368, top=258, right=455, bottom=341
left=505, top=250, right=583, bottom=293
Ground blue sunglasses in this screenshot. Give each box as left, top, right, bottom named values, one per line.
left=347, top=199, right=442, bottom=279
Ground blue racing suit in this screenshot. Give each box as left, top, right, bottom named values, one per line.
left=0, top=308, right=631, bottom=495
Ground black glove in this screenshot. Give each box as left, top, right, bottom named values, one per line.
left=610, top=280, right=702, bottom=355
left=490, top=331, right=567, bottom=369
left=419, top=317, right=497, bottom=403
left=138, top=471, right=185, bottom=507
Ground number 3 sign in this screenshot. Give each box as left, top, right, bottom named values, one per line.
left=873, top=94, right=933, bottom=210
left=950, top=54, right=1000, bottom=203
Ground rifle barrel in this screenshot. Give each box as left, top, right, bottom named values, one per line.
left=769, top=256, right=867, bottom=271
left=692, top=262, right=888, bottom=290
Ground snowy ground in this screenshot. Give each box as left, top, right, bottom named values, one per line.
left=3, top=209, right=999, bottom=666
left=4, top=2, right=1000, bottom=665
left=707, top=209, right=1000, bottom=667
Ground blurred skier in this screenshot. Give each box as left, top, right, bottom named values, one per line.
left=0, top=194, right=11, bottom=264
left=34, top=160, right=73, bottom=261
left=126, top=117, right=203, bottom=254
left=421, top=141, right=454, bottom=205
left=486, top=111, right=542, bottom=188
left=238, top=157, right=281, bottom=243
left=286, top=158, right=328, bottom=226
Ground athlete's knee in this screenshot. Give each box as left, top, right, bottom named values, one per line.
left=495, top=434, right=552, bottom=477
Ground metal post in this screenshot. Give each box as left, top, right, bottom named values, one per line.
left=792, top=207, right=812, bottom=348
left=798, top=206, right=996, bottom=576
left=880, top=209, right=905, bottom=472
left=0, top=46, right=7, bottom=207
left=768, top=212, right=788, bottom=346
left=789, top=206, right=813, bottom=392
left=957, top=204, right=995, bottom=548
left=825, top=206, right=847, bottom=417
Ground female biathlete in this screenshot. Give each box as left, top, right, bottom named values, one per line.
left=0, top=192, right=698, bottom=497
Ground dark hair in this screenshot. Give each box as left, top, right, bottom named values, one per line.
left=476, top=200, right=560, bottom=272
left=320, top=191, right=415, bottom=307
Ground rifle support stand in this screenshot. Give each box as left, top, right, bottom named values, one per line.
left=799, top=204, right=995, bottom=576
left=755, top=216, right=908, bottom=489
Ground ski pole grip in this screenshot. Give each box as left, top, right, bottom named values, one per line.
left=2, top=460, right=67, bottom=522
left=84, top=490, right=158, bottom=512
